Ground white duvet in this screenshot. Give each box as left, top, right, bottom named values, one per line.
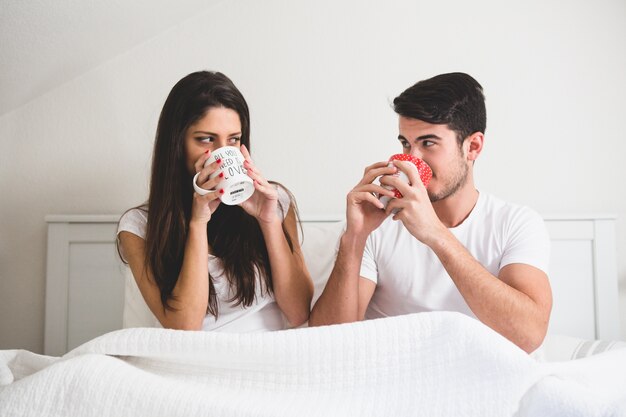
left=1, top=312, right=625, bottom=417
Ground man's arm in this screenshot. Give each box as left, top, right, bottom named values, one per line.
left=429, top=230, right=552, bottom=352
left=309, top=232, right=376, bottom=325
left=309, top=162, right=394, bottom=326
left=386, top=161, right=552, bottom=353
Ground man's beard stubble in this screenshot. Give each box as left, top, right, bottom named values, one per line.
left=427, top=157, right=469, bottom=203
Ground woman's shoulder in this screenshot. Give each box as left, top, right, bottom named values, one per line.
left=118, top=206, right=148, bottom=239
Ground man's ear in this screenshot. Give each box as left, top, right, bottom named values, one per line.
left=465, top=132, right=484, bottom=161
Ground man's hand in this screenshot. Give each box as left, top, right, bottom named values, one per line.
left=345, top=162, right=396, bottom=238
left=383, top=160, right=445, bottom=244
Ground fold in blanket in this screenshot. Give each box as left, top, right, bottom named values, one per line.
left=1, top=312, right=625, bottom=417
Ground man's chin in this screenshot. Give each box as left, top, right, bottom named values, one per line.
left=428, top=187, right=458, bottom=203
left=428, top=190, right=445, bottom=203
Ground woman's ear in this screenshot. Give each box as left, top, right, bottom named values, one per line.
left=465, top=132, right=484, bottom=162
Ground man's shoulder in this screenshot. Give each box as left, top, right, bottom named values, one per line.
left=480, top=192, right=542, bottom=221
left=477, top=193, right=545, bottom=236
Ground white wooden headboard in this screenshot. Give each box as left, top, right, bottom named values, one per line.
left=44, top=214, right=620, bottom=356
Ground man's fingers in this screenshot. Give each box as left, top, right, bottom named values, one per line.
left=358, top=164, right=397, bottom=186
left=392, top=160, right=425, bottom=190
left=353, top=183, right=395, bottom=197
left=351, top=190, right=386, bottom=210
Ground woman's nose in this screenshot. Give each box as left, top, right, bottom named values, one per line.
left=213, top=138, right=229, bottom=150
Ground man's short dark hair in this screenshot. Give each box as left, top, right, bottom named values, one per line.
left=393, top=72, right=486, bottom=146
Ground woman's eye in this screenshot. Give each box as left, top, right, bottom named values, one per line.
left=198, top=136, right=214, bottom=143
left=228, top=137, right=241, bottom=144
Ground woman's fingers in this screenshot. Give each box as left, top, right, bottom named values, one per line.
left=191, top=189, right=222, bottom=223
left=240, top=144, right=253, bottom=164
left=199, top=170, right=223, bottom=191
left=244, top=160, right=269, bottom=186
left=194, top=150, right=212, bottom=174
left=196, top=159, right=222, bottom=186
left=248, top=171, right=276, bottom=200
left=241, top=150, right=273, bottom=195
left=240, top=145, right=265, bottom=179
left=195, top=188, right=223, bottom=202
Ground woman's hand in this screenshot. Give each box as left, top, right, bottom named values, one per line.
left=238, top=144, right=280, bottom=225
left=191, top=150, right=223, bottom=224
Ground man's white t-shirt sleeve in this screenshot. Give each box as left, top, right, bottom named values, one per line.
left=499, top=207, right=551, bottom=275
left=357, top=205, right=550, bottom=284
left=359, top=233, right=378, bottom=283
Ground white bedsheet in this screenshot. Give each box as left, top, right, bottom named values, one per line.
left=1, top=312, right=625, bottom=417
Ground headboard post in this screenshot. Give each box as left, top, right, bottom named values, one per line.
left=593, top=218, right=621, bottom=339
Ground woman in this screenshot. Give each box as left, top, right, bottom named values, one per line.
left=117, top=71, right=313, bottom=331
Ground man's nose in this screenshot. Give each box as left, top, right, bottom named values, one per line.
left=409, top=148, right=424, bottom=159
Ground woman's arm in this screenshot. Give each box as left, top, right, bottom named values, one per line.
left=120, top=150, right=223, bottom=330
left=120, top=208, right=226, bottom=330
left=238, top=145, right=313, bottom=326
left=119, top=223, right=207, bottom=330
left=259, top=204, right=313, bottom=327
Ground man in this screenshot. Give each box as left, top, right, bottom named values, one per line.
left=309, top=72, right=552, bottom=353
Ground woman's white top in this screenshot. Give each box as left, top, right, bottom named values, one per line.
left=117, top=186, right=292, bottom=332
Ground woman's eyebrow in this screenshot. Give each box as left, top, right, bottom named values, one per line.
left=192, top=131, right=242, bottom=136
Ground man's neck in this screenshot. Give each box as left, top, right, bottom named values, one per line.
left=432, top=183, right=480, bottom=228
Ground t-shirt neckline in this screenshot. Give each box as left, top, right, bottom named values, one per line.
left=449, top=190, right=483, bottom=232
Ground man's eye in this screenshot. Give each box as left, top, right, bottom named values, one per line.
left=423, top=140, right=434, bottom=147
left=400, top=140, right=410, bottom=149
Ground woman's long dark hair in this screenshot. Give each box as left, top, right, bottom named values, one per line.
left=123, top=71, right=297, bottom=317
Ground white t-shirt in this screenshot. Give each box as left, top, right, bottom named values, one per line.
left=360, top=192, right=550, bottom=320
left=117, top=185, right=292, bottom=332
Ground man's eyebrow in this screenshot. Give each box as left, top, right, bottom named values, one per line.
left=397, top=134, right=442, bottom=141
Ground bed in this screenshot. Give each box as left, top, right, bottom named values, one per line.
left=0, top=214, right=624, bottom=416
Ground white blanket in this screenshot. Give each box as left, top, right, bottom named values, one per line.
left=1, top=312, right=625, bottom=417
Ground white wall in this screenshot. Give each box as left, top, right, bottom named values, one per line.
left=1, top=0, right=625, bottom=352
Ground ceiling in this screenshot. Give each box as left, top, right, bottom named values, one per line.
left=0, top=0, right=219, bottom=117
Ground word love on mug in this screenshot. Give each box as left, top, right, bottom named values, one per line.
left=193, top=146, right=255, bottom=205
left=218, top=148, right=248, bottom=178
